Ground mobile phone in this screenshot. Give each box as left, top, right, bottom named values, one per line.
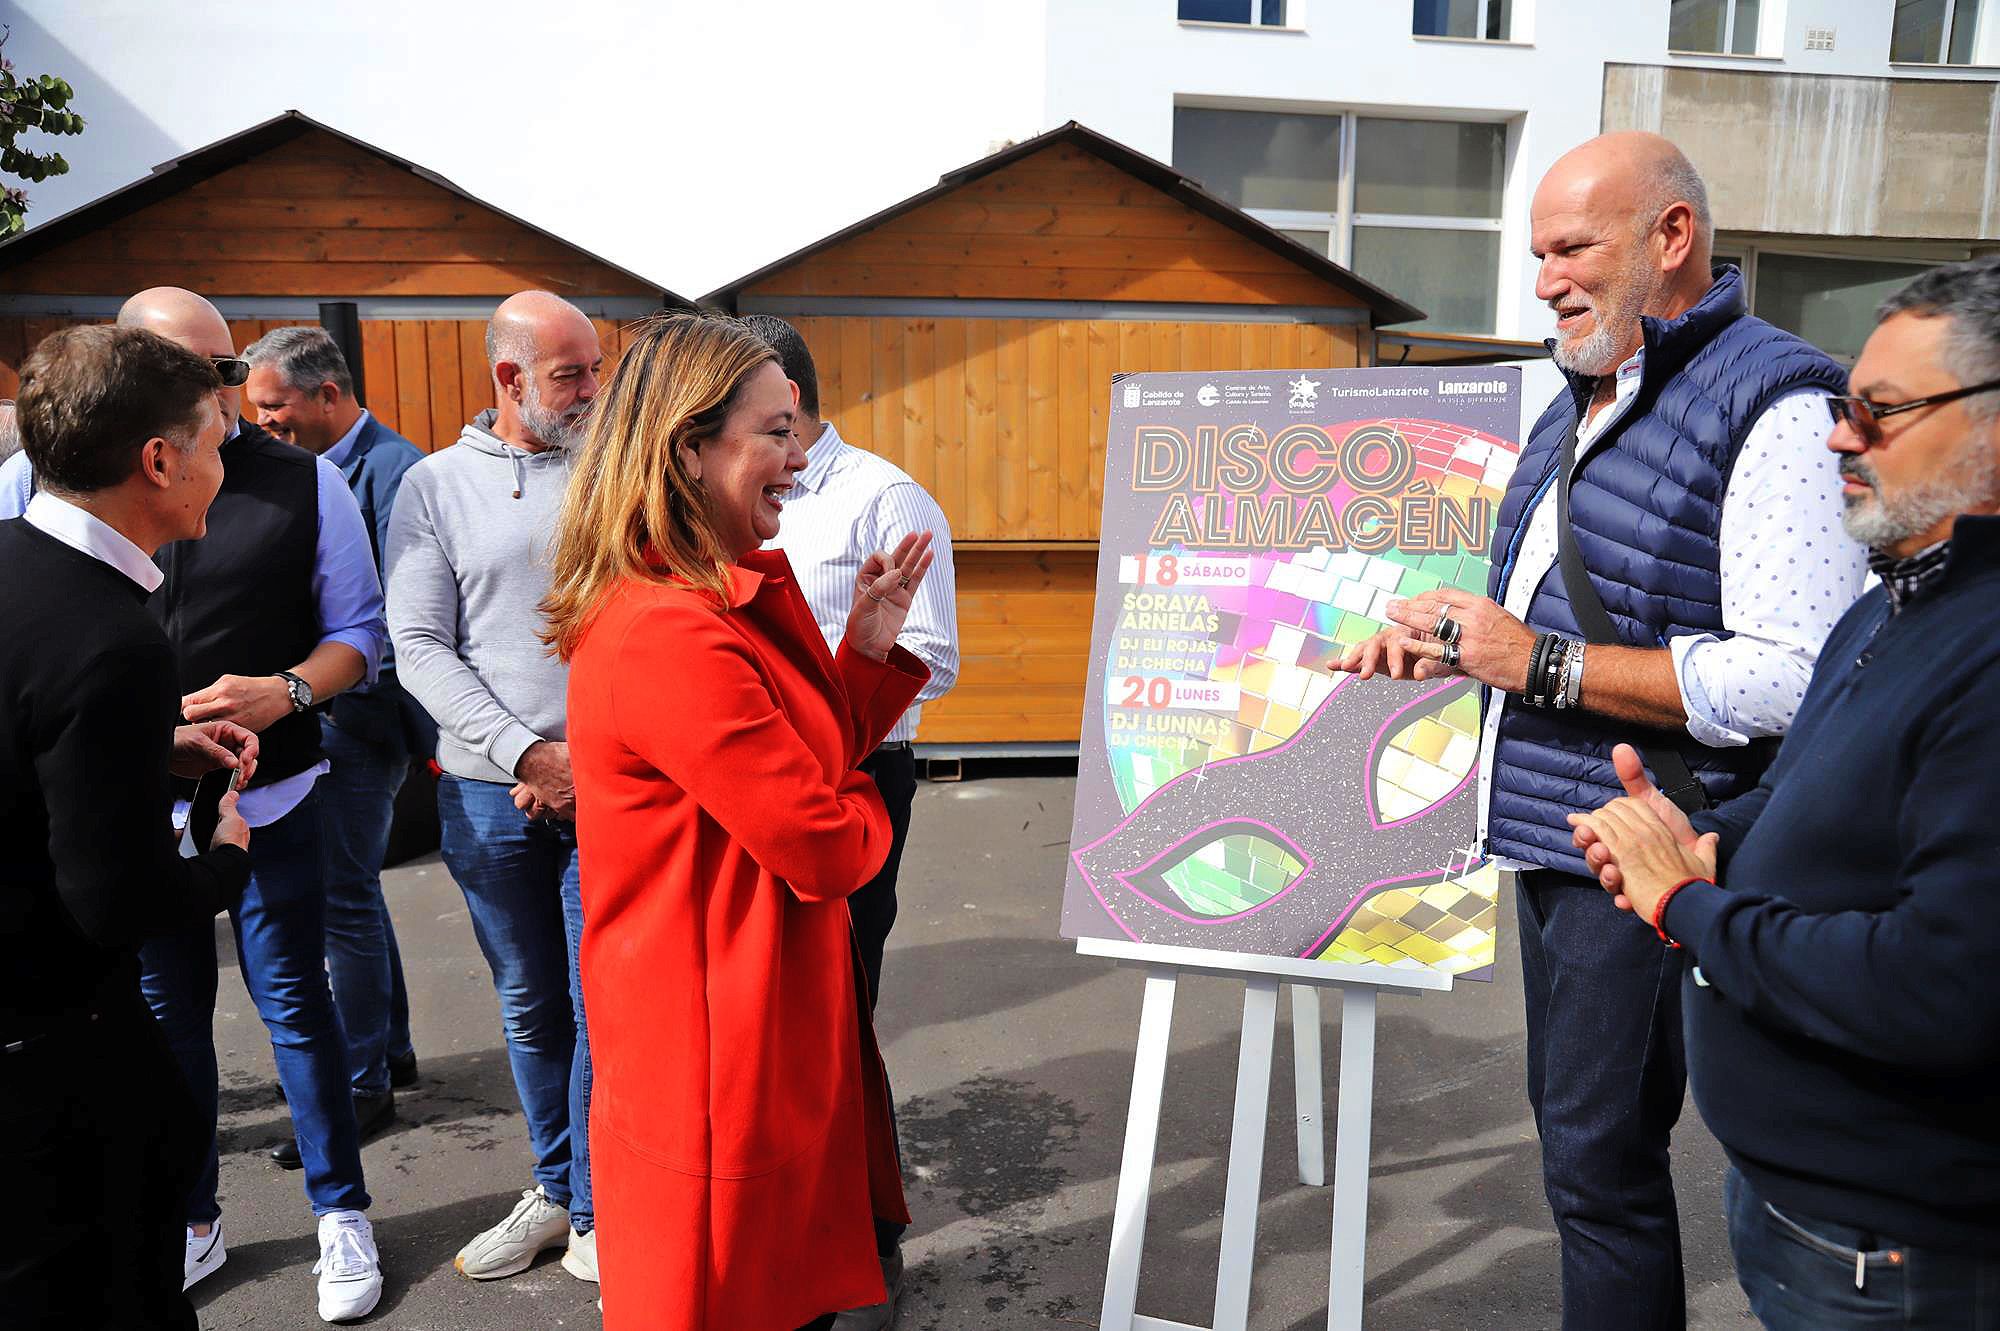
left=179, top=765, right=242, bottom=857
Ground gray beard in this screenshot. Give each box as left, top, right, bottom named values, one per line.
left=1840, top=440, right=1999, bottom=549
left=520, top=386, right=586, bottom=450
left=1551, top=316, right=1632, bottom=377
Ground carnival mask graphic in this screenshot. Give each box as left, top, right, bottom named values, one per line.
left=1070, top=673, right=1484, bottom=959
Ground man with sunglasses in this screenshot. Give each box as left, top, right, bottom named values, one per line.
left=0, top=288, right=390, bottom=1323
left=1336, top=133, right=1869, bottom=1329
left=1570, top=253, right=2000, bottom=1328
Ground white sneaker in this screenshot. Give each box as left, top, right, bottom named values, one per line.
left=313, top=1210, right=382, bottom=1323
left=560, top=1226, right=599, bottom=1283
left=452, top=1185, right=571, bottom=1280
left=183, top=1221, right=226, bottom=1292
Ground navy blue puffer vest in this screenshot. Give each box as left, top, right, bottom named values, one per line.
left=1485, top=268, right=1847, bottom=874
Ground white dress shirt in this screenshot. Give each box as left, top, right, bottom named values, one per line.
left=24, top=490, right=164, bottom=592
left=1476, top=351, right=1868, bottom=860
left=765, top=421, right=960, bottom=744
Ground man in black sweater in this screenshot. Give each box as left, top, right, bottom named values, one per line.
left=0, top=325, right=256, bottom=1329
left=1572, top=253, right=2000, bottom=1328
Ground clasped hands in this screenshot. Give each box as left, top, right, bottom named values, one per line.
left=843, top=532, right=934, bottom=663
left=1567, top=743, right=1718, bottom=923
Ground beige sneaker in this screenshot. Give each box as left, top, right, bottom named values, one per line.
left=452, top=1186, right=571, bottom=1280
left=560, top=1227, right=599, bottom=1283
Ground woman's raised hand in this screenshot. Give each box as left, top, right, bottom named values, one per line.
left=843, top=531, right=935, bottom=662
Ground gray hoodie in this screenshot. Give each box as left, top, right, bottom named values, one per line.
left=386, top=409, right=571, bottom=785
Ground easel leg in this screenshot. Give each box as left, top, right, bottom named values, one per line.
left=1100, top=965, right=1180, bottom=1331
left=1326, top=986, right=1378, bottom=1331
left=1291, top=983, right=1325, bottom=1187
left=1213, top=975, right=1280, bottom=1331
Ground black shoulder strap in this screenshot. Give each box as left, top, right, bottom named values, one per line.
left=1554, top=416, right=1711, bottom=814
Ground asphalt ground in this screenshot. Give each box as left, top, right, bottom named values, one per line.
left=190, top=764, right=1756, bottom=1330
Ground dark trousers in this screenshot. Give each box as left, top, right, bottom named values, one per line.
left=856, top=744, right=917, bottom=1260
left=1517, top=869, right=1688, bottom=1331
left=1727, top=1168, right=2000, bottom=1330
left=0, top=992, right=204, bottom=1330
left=321, top=716, right=414, bottom=1096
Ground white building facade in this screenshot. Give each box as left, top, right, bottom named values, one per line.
left=1045, top=0, right=2000, bottom=359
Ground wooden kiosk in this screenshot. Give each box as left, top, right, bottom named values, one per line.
left=702, top=122, right=1423, bottom=753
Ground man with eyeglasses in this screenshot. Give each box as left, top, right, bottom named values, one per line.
left=0, top=288, right=390, bottom=1323
left=1335, top=133, right=1870, bottom=1329
left=1570, top=253, right=2000, bottom=1327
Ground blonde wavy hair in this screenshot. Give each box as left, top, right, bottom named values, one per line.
left=540, top=313, right=778, bottom=660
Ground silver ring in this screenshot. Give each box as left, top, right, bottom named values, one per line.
left=866, top=589, right=887, bottom=603
left=897, top=575, right=911, bottom=590
left=1441, top=640, right=1462, bottom=669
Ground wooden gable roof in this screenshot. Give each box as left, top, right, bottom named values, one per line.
left=0, top=111, right=689, bottom=304
left=706, top=121, right=1422, bottom=323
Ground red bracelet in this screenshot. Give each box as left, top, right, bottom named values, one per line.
left=1650, top=876, right=1711, bottom=948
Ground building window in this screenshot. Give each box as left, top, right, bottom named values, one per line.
left=1716, top=241, right=1940, bottom=361
left=1891, top=0, right=1998, bottom=63
left=1668, top=0, right=1764, bottom=54
left=1181, top=0, right=1289, bottom=25
left=1173, top=106, right=1506, bottom=333
left=1413, top=0, right=1514, bottom=41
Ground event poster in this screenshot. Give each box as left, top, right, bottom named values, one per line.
left=1061, top=366, right=1522, bottom=980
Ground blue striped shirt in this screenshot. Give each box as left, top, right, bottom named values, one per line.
left=765, top=422, right=959, bottom=744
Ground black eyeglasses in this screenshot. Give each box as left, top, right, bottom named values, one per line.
left=209, top=356, right=251, bottom=388
left=1826, top=376, right=2000, bottom=441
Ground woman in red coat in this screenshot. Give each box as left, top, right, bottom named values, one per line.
left=542, top=314, right=934, bottom=1330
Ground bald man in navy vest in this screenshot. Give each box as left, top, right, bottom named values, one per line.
left=1337, top=134, right=1868, bottom=1328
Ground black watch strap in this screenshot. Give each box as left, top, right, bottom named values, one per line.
left=276, top=670, right=312, bottom=713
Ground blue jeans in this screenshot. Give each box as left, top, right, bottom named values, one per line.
left=1727, top=1168, right=2000, bottom=1329
left=140, top=789, right=370, bottom=1222
left=1517, top=869, right=1687, bottom=1331
left=437, top=775, right=592, bottom=1231
left=320, top=717, right=415, bottom=1097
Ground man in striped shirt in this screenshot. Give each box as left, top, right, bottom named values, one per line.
left=744, top=315, right=959, bottom=1331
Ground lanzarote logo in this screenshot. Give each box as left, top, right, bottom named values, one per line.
left=1287, top=375, right=1320, bottom=412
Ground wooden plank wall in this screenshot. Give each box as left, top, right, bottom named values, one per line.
left=918, top=547, right=1095, bottom=745
left=745, top=143, right=1374, bottom=308
left=4, top=129, right=655, bottom=298
left=788, top=314, right=1364, bottom=542
left=0, top=314, right=635, bottom=452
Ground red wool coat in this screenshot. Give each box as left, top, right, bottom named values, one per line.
left=567, top=549, right=926, bottom=1331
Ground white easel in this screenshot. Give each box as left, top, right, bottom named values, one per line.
left=1081, top=936, right=1454, bottom=1331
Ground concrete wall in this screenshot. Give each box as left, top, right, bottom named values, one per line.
left=1604, top=65, right=2000, bottom=240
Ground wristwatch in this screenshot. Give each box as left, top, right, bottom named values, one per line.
left=276, top=670, right=314, bottom=713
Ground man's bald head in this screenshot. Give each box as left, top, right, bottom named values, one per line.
left=1531, top=133, right=1716, bottom=377
left=485, top=290, right=596, bottom=371
left=116, top=286, right=240, bottom=421
left=117, top=287, right=236, bottom=360
left=1536, top=132, right=1712, bottom=253
left=485, top=291, right=603, bottom=451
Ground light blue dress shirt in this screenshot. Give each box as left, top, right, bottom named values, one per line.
left=0, top=424, right=386, bottom=826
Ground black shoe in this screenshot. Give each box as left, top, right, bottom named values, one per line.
left=269, top=1090, right=396, bottom=1170
left=387, top=1049, right=418, bottom=1088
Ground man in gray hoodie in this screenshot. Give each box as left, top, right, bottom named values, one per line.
left=385, top=290, right=602, bottom=1285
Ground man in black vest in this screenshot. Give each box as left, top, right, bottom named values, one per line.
left=1337, top=135, right=1866, bottom=1328
left=0, top=288, right=391, bottom=1323
left=246, top=325, right=428, bottom=1165
left=0, top=324, right=253, bottom=1330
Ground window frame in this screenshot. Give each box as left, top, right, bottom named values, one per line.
left=1411, top=0, right=1514, bottom=42
left=1178, top=0, right=1296, bottom=28
left=1666, top=0, right=1769, bottom=57
left=1715, top=235, right=1981, bottom=363
left=1171, top=105, right=1508, bottom=331
left=1888, top=0, right=1997, bottom=65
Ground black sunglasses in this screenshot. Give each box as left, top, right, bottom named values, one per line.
left=1826, top=376, right=2000, bottom=440
left=209, top=356, right=251, bottom=388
